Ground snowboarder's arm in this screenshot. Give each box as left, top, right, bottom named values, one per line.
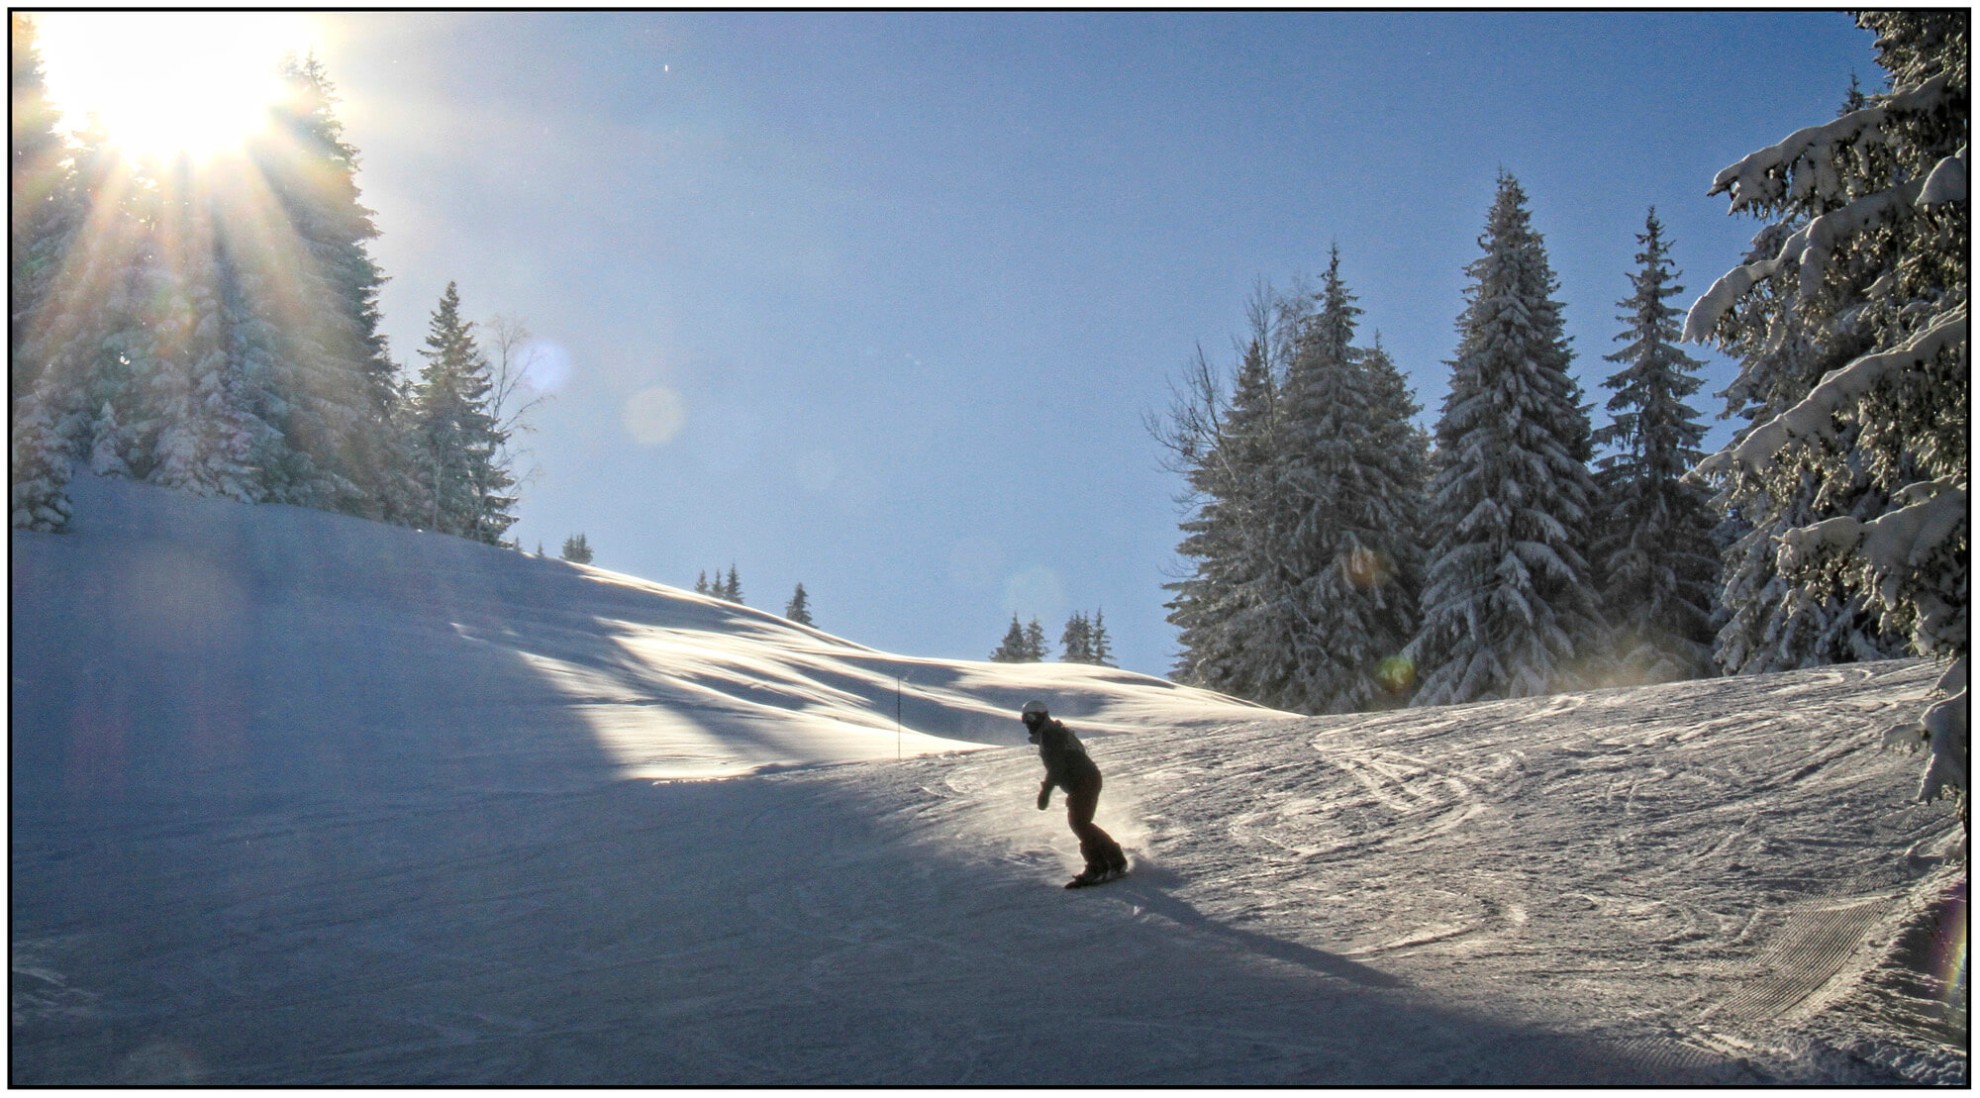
left=1037, top=778, right=1053, bottom=810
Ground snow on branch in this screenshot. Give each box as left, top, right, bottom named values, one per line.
left=1884, top=654, right=1970, bottom=804
left=1683, top=258, right=1774, bottom=344
left=1685, top=179, right=1929, bottom=341
left=1781, top=482, right=1967, bottom=583
left=1920, top=144, right=1969, bottom=207
left=1699, top=303, right=1968, bottom=477
left=1709, top=73, right=1954, bottom=212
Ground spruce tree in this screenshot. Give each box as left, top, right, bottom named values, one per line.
left=8, top=374, right=78, bottom=531
left=785, top=583, right=814, bottom=626
left=1023, top=618, right=1050, bottom=662
left=252, top=55, right=412, bottom=520
left=10, top=13, right=66, bottom=420
left=560, top=533, right=593, bottom=564
left=127, top=177, right=272, bottom=503
left=9, top=129, right=128, bottom=531
left=214, top=236, right=298, bottom=498
left=413, top=282, right=516, bottom=544
left=1361, top=334, right=1432, bottom=538
left=990, top=615, right=1030, bottom=662
left=1061, top=612, right=1094, bottom=663
left=1686, top=12, right=1967, bottom=803
left=724, top=565, right=743, bottom=604
left=1162, top=288, right=1294, bottom=703
left=1089, top=608, right=1116, bottom=668
left=1408, top=174, right=1601, bottom=706
left=1692, top=83, right=1920, bottom=676
left=1590, top=210, right=1718, bottom=684
left=1162, top=340, right=1258, bottom=687
left=87, top=400, right=135, bottom=478
left=1276, top=249, right=1429, bottom=712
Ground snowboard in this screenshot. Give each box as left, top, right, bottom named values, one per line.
left=1064, top=865, right=1128, bottom=889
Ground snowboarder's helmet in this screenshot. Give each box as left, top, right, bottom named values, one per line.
left=1021, top=700, right=1049, bottom=721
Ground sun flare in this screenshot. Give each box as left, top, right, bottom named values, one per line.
left=31, top=12, right=316, bottom=164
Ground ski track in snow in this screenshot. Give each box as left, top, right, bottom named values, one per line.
left=12, top=659, right=1963, bottom=1085
left=9, top=476, right=1968, bottom=1085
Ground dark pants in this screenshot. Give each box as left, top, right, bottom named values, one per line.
left=1064, top=772, right=1125, bottom=873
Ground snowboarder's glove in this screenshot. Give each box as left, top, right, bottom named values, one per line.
left=1037, top=782, right=1052, bottom=811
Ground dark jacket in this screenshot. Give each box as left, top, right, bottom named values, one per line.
left=1030, top=717, right=1101, bottom=792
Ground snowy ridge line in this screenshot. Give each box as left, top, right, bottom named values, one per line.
left=12, top=473, right=1275, bottom=799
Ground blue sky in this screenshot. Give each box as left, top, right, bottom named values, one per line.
left=285, top=11, right=1877, bottom=677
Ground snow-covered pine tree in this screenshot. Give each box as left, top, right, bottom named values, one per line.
left=1276, top=249, right=1429, bottom=713
left=1090, top=608, right=1116, bottom=668
left=1589, top=210, right=1718, bottom=684
left=87, top=400, right=135, bottom=478
left=1408, top=174, right=1602, bottom=706
left=1061, top=612, right=1094, bottom=663
left=8, top=373, right=79, bottom=531
left=5, top=65, right=78, bottom=524
left=215, top=235, right=301, bottom=497
left=9, top=128, right=129, bottom=531
left=695, top=567, right=736, bottom=600
left=413, top=282, right=516, bottom=545
left=1023, top=618, right=1050, bottom=662
left=785, top=583, right=813, bottom=626
left=1160, top=288, right=1296, bottom=704
left=1362, top=333, right=1432, bottom=702
left=1685, top=11, right=1968, bottom=804
left=131, top=227, right=205, bottom=490
left=10, top=13, right=67, bottom=422
left=128, top=176, right=275, bottom=503
left=1162, top=341, right=1256, bottom=688
left=990, top=615, right=1030, bottom=662
left=252, top=55, right=414, bottom=521
left=560, top=533, right=593, bottom=564
left=1694, top=87, right=1917, bottom=676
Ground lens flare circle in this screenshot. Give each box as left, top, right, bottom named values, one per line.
left=1343, top=546, right=1395, bottom=591
left=1002, top=565, right=1067, bottom=626
left=1375, top=655, right=1417, bottom=695
left=623, top=386, right=687, bottom=446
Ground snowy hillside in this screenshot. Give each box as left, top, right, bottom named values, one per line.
left=11, top=474, right=1270, bottom=802
left=10, top=475, right=1967, bottom=1085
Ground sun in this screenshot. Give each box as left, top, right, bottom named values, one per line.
left=32, top=12, right=316, bottom=164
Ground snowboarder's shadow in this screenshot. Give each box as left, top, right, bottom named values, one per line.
left=1113, top=861, right=1405, bottom=991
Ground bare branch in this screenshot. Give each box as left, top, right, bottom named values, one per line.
left=483, top=313, right=556, bottom=493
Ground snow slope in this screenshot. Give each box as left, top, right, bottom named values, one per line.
left=10, top=475, right=1968, bottom=1084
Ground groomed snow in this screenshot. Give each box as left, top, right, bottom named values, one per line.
left=10, top=474, right=1967, bottom=1084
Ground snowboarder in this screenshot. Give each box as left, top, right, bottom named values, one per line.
left=1022, top=700, right=1128, bottom=888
